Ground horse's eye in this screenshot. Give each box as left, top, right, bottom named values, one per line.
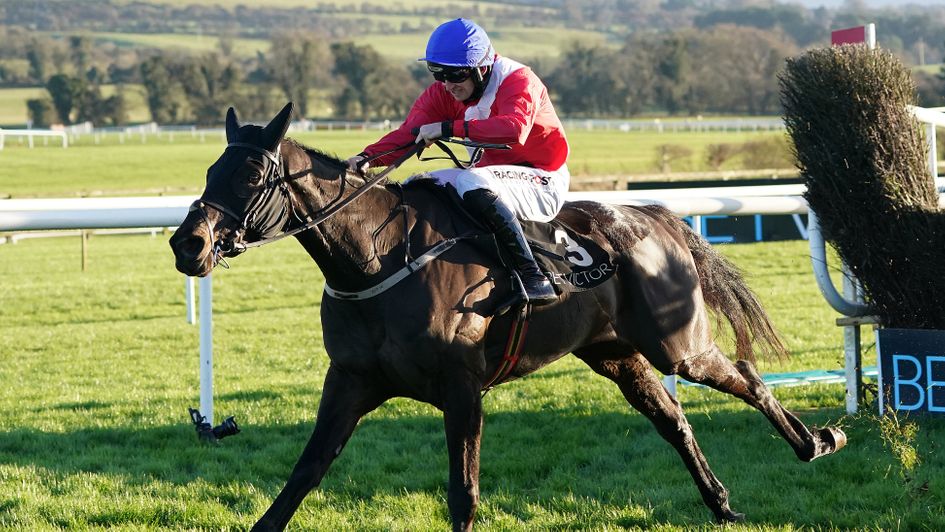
left=245, top=160, right=265, bottom=186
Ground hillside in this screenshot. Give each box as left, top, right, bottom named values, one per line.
left=6, top=0, right=945, bottom=65
left=2, top=0, right=944, bottom=127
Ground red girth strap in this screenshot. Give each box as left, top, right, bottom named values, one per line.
left=482, top=303, right=532, bottom=392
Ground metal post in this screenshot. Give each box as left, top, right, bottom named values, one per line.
left=199, top=275, right=213, bottom=425
left=663, top=374, right=678, bottom=397
left=842, top=264, right=863, bottom=414
left=185, top=276, right=196, bottom=325
left=691, top=215, right=703, bottom=237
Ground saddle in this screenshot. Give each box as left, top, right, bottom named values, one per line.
left=400, top=179, right=617, bottom=294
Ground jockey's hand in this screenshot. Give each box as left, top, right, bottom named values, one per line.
left=346, top=154, right=369, bottom=174
left=414, top=122, right=447, bottom=146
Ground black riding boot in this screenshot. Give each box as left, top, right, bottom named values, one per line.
left=462, top=188, right=557, bottom=306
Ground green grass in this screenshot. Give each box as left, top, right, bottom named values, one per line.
left=0, top=233, right=942, bottom=530
left=565, top=129, right=786, bottom=177
left=40, top=5, right=604, bottom=66
left=912, top=63, right=944, bottom=75
left=0, top=4, right=618, bottom=126
left=0, top=86, right=46, bottom=125
left=109, top=0, right=556, bottom=12
left=49, top=31, right=272, bottom=59
left=103, top=84, right=152, bottom=124
left=0, top=128, right=787, bottom=198
left=0, top=84, right=151, bottom=127
left=353, top=26, right=612, bottom=65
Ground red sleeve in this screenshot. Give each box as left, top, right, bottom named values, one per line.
left=363, top=84, right=457, bottom=167
left=453, top=70, right=539, bottom=147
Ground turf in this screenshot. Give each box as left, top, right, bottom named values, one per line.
left=0, top=233, right=942, bottom=530
left=1, top=130, right=942, bottom=529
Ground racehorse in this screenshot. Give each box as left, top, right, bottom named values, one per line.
left=169, top=103, right=846, bottom=531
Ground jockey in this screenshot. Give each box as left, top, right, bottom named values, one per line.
left=347, top=18, right=570, bottom=306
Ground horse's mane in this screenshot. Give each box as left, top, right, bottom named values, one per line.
left=286, top=137, right=392, bottom=185
left=286, top=138, right=347, bottom=172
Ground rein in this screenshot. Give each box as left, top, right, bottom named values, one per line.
left=200, top=137, right=510, bottom=256
left=233, top=140, right=426, bottom=252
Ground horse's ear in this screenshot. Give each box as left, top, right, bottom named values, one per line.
left=225, top=107, right=240, bottom=143
left=261, top=102, right=294, bottom=151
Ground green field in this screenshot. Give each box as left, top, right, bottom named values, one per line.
left=62, top=31, right=273, bottom=59
left=0, top=86, right=46, bottom=125
left=353, top=26, right=612, bottom=65
left=912, top=63, right=945, bottom=75
left=0, top=132, right=943, bottom=529
left=40, top=3, right=604, bottom=66
left=1, top=232, right=942, bottom=529
left=0, top=1, right=618, bottom=128
left=0, top=84, right=151, bottom=127
left=110, top=0, right=558, bottom=12
left=0, top=128, right=788, bottom=198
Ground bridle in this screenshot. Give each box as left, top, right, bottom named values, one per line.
left=191, top=139, right=425, bottom=267
left=189, top=140, right=291, bottom=267
left=191, top=136, right=510, bottom=269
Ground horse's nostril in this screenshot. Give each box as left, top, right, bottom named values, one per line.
left=175, top=235, right=208, bottom=260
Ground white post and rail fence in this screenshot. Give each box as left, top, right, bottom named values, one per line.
left=4, top=184, right=943, bottom=422
left=0, top=127, right=69, bottom=149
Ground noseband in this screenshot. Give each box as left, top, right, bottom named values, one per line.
left=190, top=141, right=289, bottom=266
left=191, top=139, right=428, bottom=269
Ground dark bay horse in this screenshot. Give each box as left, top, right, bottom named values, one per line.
left=169, top=103, right=846, bottom=531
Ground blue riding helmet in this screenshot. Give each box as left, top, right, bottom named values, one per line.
left=419, top=18, right=495, bottom=68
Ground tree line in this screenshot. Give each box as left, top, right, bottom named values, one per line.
left=8, top=0, right=945, bottom=63
left=7, top=14, right=945, bottom=126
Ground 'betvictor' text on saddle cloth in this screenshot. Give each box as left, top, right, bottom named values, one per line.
left=402, top=179, right=617, bottom=293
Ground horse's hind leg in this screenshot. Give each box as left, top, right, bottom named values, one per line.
left=253, top=364, right=387, bottom=532
left=580, top=352, right=744, bottom=523
left=676, top=345, right=846, bottom=462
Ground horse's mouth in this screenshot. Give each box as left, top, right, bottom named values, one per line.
left=169, top=231, right=214, bottom=277
left=174, top=253, right=214, bottom=277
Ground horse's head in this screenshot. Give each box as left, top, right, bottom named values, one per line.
left=170, top=103, right=294, bottom=277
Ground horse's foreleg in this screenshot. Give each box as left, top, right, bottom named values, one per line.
left=676, top=345, right=846, bottom=462
left=252, top=364, right=386, bottom=532
left=441, top=375, right=483, bottom=532
left=581, top=353, right=743, bottom=523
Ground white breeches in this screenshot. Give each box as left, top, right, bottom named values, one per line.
left=415, top=164, right=570, bottom=222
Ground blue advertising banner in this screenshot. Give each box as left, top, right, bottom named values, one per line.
left=876, top=328, right=945, bottom=415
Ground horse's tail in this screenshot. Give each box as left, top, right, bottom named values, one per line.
left=643, top=205, right=789, bottom=362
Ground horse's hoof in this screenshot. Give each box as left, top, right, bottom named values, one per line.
left=716, top=509, right=745, bottom=524
left=805, top=426, right=848, bottom=462
left=823, top=426, right=847, bottom=453
left=251, top=519, right=278, bottom=532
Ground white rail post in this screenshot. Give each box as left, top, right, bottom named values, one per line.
left=199, top=275, right=214, bottom=425
left=663, top=374, right=678, bottom=397
left=185, top=276, right=196, bottom=324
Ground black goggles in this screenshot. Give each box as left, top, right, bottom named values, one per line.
left=427, top=63, right=472, bottom=83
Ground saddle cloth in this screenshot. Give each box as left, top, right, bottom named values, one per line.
left=521, top=219, right=616, bottom=293
left=402, top=180, right=617, bottom=294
